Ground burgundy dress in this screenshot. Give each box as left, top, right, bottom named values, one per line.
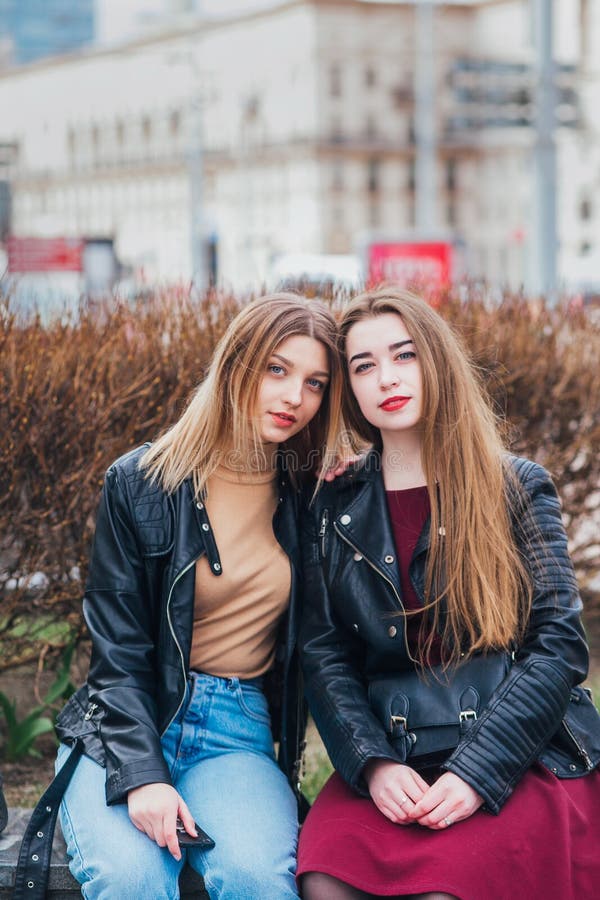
left=297, top=486, right=600, bottom=899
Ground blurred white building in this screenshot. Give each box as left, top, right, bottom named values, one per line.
left=0, top=0, right=597, bottom=292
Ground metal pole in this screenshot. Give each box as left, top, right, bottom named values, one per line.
left=188, top=86, right=205, bottom=291
left=414, top=0, right=436, bottom=232
left=188, top=2, right=205, bottom=291
left=531, top=0, right=557, bottom=301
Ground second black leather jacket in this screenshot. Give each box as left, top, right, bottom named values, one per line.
left=300, top=452, right=600, bottom=814
left=56, top=445, right=307, bottom=805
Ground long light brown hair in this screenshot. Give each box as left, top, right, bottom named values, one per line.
left=340, top=287, right=531, bottom=665
left=141, top=293, right=343, bottom=498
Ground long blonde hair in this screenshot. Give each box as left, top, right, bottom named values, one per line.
left=340, top=287, right=531, bottom=665
left=141, top=293, right=343, bottom=498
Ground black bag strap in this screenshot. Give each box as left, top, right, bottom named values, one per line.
left=13, top=741, right=83, bottom=900
left=0, top=771, right=8, bottom=834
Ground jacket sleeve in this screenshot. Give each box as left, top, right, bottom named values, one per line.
left=443, top=459, right=589, bottom=813
left=84, top=463, right=172, bottom=804
left=300, top=501, right=399, bottom=792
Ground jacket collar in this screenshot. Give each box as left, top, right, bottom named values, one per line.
left=332, top=449, right=432, bottom=594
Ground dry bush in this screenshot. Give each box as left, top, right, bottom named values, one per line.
left=1, top=287, right=599, bottom=674
left=0, top=288, right=244, bottom=669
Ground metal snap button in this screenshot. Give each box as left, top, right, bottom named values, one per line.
left=45, top=806, right=52, bottom=813
left=352, top=623, right=359, bottom=631
left=31, top=854, right=39, bottom=862
left=213, top=562, right=221, bottom=572
left=388, top=625, right=397, bottom=638
left=384, top=554, right=394, bottom=564
left=339, top=514, right=351, bottom=525
left=36, top=831, right=43, bottom=838
left=569, top=764, right=577, bottom=771
left=202, top=523, right=209, bottom=531
left=196, top=501, right=204, bottom=509
left=353, top=552, right=363, bottom=561
left=27, top=882, right=34, bottom=889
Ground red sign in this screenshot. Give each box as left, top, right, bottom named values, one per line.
left=7, top=237, right=84, bottom=273
left=367, top=241, right=453, bottom=288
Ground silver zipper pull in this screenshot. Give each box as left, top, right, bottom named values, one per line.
left=84, top=702, right=98, bottom=721
left=318, top=509, right=329, bottom=557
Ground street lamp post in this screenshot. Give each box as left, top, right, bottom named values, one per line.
left=414, top=0, right=436, bottom=233
left=531, top=0, right=558, bottom=302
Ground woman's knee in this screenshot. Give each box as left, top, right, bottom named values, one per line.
left=75, top=860, right=181, bottom=900
left=198, top=851, right=298, bottom=900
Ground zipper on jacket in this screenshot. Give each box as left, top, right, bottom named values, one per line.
left=333, top=522, right=417, bottom=664
left=318, top=509, right=329, bottom=558
left=562, top=718, right=594, bottom=770
left=161, top=559, right=198, bottom=737
left=84, top=702, right=99, bottom=721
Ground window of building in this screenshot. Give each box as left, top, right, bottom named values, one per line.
left=142, top=116, right=152, bottom=140
left=369, top=199, right=380, bottom=228
left=580, top=197, right=592, bottom=221
left=331, top=116, right=344, bottom=143
left=330, top=63, right=342, bottom=97
left=408, top=159, right=416, bottom=192
left=170, top=110, right=181, bottom=137
left=116, top=119, right=125, bottom=144
left=368, top=158, right=380, bottom=192
left=446, top=158, right=456, bottom=191
left=332, top=160, right=344, bottom=191
left=366, top=115, right=377, bottom=140
left=365, top=66, right=376, bottom=88
left=579, top=240, right=592, bottom=256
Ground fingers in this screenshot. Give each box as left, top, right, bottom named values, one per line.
left=127, top=782, right=185, bottom=860
left=366, top=761, right=427, bottom=825
left=412, top=772, right=484, bottom=830
left=177, top=798, right=198, bottom=838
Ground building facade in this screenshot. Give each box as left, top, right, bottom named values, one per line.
left=0, top=0, right=597, bottom=293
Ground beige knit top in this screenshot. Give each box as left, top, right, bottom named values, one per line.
left=190, top=463, right=291, bottom=679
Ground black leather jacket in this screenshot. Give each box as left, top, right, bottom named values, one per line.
left=56, top=445, right=307, bottom=805
left=300, top=452, right=600, bottom=814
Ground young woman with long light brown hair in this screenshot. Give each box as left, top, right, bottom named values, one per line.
left=297, top=287, right=600, bottom=900
left=31, top=293, right=343, bottom=900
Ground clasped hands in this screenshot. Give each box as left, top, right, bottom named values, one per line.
left=364, top=759, right=484, bottom=830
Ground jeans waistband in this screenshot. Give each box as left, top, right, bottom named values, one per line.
left=189, top=670, right=265, bottom=690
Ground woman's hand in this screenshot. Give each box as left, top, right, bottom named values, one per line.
left=364, top=759, right=429, bottom=824
left=127, top=782, right=197, bottom=860
left=411, top=772, right=484, bottom=830
left=320, top=454, right=364, bottom=482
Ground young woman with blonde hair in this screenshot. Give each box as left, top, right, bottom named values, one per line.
left=298, top=287, right=600, bottom=900
left=42, top=293, right=342, bottom=900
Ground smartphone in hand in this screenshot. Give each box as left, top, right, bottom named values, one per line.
left=175, top=818, right=215, bottom=849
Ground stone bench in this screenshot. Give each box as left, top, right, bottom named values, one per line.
left=0, top=808, right=209, bottom=899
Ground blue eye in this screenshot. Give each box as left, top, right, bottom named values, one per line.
left=269, top=364, right=285, bottom=375
left=354, top=362, right=373, bottom=374
left=396, top=351, right=416, bottom=362
left=307, top=378, right=325, bottom=391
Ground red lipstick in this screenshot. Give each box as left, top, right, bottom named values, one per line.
left=270, top=411, right=297, bottom=427
left=379, top=396, right=410, bottom=412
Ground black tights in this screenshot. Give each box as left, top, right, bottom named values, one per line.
left=301, top=872, right=458, bottom=900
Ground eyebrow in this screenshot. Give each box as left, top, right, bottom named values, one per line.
left=271, top=353, right=330, bottom=379
left=348, top=339, right=414, bottom=365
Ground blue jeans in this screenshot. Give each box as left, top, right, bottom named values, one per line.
left=56, top=672, right=299, bottom=899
